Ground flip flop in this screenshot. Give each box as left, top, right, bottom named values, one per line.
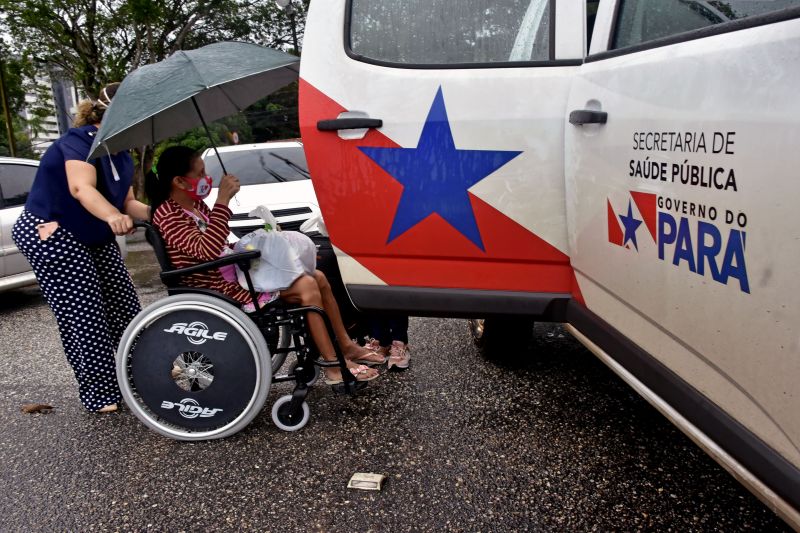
left=347, top=348, right=388, bottom=367
left=324, top=364, right=380, bottom=385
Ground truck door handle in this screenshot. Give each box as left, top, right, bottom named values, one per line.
left=569, top=110, right=608, bottom=125
left=317, top=118, right=383, bottom=131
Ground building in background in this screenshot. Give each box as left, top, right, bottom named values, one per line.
left=22, top=69, right=80, bottom=154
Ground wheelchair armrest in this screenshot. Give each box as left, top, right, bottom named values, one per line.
left=160, top=250, right=261, bottom=283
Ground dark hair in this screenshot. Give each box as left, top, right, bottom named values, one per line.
left=74, top=82, right=121, bottom=127
left=145, top=146, right=200, bottom=219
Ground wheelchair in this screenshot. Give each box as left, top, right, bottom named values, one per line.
left=116, top=222, right=363, bottom=441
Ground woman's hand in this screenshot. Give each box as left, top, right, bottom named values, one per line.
left=106, top=213, right=134, bottom=236
left=217, top=174, right=241, bottom=205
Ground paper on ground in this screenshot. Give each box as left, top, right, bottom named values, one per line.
left=347, top=473, right=387, bottom=491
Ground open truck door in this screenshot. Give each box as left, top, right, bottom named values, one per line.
left=299, top=0, right=585, bottom=321
left=565, top=1, right=800, bottom=523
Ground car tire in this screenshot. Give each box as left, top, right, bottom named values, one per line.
left=469, top=317, right=535, bottom=362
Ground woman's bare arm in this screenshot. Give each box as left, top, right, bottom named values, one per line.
left=123, top=187, right=150, bottom=220
left=65, top=160, right=132, bottom=235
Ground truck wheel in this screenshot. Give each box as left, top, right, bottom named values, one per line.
left=469, top=317, right=535, bottom=362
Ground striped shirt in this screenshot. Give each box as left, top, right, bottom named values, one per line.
left=153, top=198, right=254, bottom=305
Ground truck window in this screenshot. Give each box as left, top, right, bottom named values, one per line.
left=349, top=0, right=552, bottom=66
left=613, top=0, right=800, bottom=49
left=0, top=163, right=37, bottom=208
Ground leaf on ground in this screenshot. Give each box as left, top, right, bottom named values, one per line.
left=21, top=403, right=54, bottom=414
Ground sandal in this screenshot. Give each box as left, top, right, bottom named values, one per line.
left=345, top=345, right=388, bottom=367
left=324, top=364, right=380, bottom=385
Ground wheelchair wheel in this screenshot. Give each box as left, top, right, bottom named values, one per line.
left=264, top=322, right=291, bottom=374
left=117, top=294, right=272, bottom=441
left=271, top=395, right=310, bottom=432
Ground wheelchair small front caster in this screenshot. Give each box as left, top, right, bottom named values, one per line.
left=271, top=395, right=310, bottom=432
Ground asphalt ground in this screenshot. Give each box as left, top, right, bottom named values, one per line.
left=0, top=242, right=790, bottom=532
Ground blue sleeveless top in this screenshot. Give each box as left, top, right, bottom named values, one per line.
left=25, top=125, right=134, bottom=246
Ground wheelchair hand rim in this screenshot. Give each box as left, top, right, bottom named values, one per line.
left=118, top=299, right=271, bottom=440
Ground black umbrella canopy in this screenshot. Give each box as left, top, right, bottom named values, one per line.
left=88, top=41, right=300, bottom=160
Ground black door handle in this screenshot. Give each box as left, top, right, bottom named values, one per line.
left=569, top=110, right=608, bottom=125
left=317, top=118, right=383, bottom=131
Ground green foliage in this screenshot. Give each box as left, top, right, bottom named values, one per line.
left=244, top=82, right=300, bottom=142
left=155, top=113, right=253, bottom=158
left=0, top=53, right=43, bottom=158
left=0, top=0, right=309, bottom=188
left=0, top=0, right=309, bottom=95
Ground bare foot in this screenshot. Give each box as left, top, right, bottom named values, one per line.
left=343, top=344, right=386, bottom=365
left=97, top=403, right=118, bottom=413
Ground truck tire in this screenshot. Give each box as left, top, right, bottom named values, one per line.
left=469, top=317, right=535, bottom=362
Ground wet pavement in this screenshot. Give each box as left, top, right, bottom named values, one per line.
left=0, top=242, right=790, bottom=532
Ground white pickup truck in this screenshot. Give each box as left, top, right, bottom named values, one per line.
left=297, top=0, right=800, bottom=527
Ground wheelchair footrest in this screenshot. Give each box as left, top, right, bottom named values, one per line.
left=330, top=381, right=369, bottom=395
left=314, top=359, right=347, bottom=368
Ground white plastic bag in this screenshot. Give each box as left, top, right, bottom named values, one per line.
left=281, top=231, right=317, bottom=274
left=249, top=205, right=279, bottom=232
left=234, top=229, right=303, bottom=292
left=299, top=214, right=328, bottom=237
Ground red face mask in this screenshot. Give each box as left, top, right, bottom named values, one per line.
left=183, top=175, right=213, bottom=202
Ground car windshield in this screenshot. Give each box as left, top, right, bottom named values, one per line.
left=205, top=146, right=310, bottom=186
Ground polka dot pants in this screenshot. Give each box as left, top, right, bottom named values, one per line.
left=12, top=210, right=141, bottom=412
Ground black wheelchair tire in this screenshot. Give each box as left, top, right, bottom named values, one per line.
left=117, top=294, right=272, bottom=441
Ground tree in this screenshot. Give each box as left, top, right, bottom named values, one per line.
left=244, top=82, right=300, bottom=142
left=156, top=113, right=253, bottom=157
left=0, top=0, right=308, bottom=193
left=231, top=0, right=309, bottom=54
left=0, top=0, right=308, bottom=94
left=0, top=51, right=45, bottom=158
left=0, top=0, right=244, bottom=97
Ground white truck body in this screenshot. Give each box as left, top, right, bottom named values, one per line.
left=299, top=0, right=800, bottom=526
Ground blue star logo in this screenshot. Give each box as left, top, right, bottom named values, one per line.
left=359, top=88, right=522, bottom=251
left=619, top=200, right=643, bottom=251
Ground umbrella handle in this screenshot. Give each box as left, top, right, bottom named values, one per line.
left=211, top=144, right=240, bottom=206
left=192, top=96, right=239, bottom=206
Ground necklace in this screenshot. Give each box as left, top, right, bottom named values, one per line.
left=183, top=207, right=209, bottom=232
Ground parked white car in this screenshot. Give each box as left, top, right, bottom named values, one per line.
left=0, top=156, right=128, bottom=293
left=0, top=157, right=39, bottom=291
left=201, top=141, right=321, bottom=239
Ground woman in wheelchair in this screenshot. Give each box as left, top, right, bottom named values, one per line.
left=145, top=146, right=383, bottom=384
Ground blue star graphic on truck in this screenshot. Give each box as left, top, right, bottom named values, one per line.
left=358, top=87, right=522, bottom=251
left=619, top=200, right=643, bottom=251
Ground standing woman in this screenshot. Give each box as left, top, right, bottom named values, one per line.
left=11, top=83, right=149, bottom=413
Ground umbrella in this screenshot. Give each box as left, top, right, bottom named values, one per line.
left=87, top=41, right=300, bottom=172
